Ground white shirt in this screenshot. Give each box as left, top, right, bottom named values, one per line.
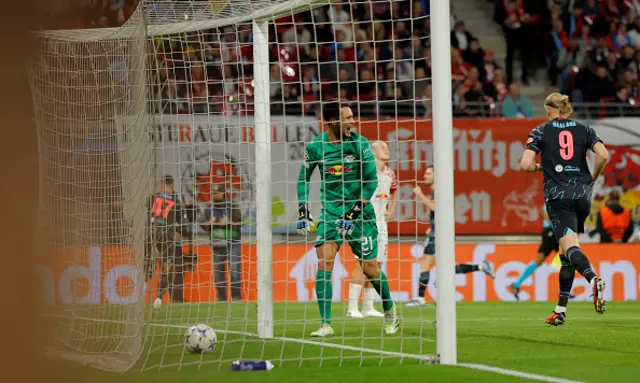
left=371, top=166, right=397, bottom=232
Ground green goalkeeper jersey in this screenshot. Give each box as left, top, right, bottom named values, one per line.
left=297, top=131, right=378, bottom=220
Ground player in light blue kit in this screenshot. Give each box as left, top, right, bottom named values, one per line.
left=509, top=205, right=559, bottom=300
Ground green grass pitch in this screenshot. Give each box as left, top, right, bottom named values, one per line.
left=54, top=301, right=640, bottom=383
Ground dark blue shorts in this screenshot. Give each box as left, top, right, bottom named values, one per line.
left=423, top=235, right=436, bottom=255
left=545, top=199, right=591, bottom=240
left=538, top=227, right=560, bottom=256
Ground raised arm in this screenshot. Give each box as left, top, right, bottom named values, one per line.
left=591, top=142, right=609, bottom=182
left=297, top=145, right=318, bottom=204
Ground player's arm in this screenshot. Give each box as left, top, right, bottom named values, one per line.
left=591, top=142, right=609, bottom=182
left=386, top=172, right=398, bottom=220
left=296, top=145, right=317, bottom=233
left=520, top=149, right=541, bottom=172
left=521, top=125, right=544, bottom=172
left=297, top=145, right=318, bottom=204
left=585, top=125, right=608, bottom=181
left=360, top=141, right=378, bottom=203
left=414, top=187, right=436, bottom=211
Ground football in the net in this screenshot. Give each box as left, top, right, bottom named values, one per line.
left=184, top=324, right=217, bottom=354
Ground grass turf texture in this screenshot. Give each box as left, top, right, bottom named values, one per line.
left=51, top=301, right=640, bottom=383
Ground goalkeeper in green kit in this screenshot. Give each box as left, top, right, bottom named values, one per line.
left=297, top=100, right=399, bottom=337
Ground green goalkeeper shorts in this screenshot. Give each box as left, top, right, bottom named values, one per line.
left=314, top=212, right=379, bottom=260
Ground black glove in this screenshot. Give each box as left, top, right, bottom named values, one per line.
left=337, top=201, right=363, bottom=235
left=297, top=203, right=314, bottom=234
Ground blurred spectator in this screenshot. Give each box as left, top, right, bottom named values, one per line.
left=301, top=65, right=320, bottom=99
left=630, top=49, right=640, bottom=78
left=583, top=0, right=601, bottom=18
left=628, top=16, right=640, bottom=46
left=282, top=21, right=313, bottom=55
left=618, top=45, right=637, bottom=70
left=463, top=38, right=485, bottom=70
left=548, top=18, right=569, bottom=85
left=494, top=0, right=533, bottom=85
left=481, top=50, right=500, bottom=82
left=503, top=82, right=533, bottom=118
left=589, top=36, right=611, bottom=67
left=270, top=64, right=283, bottom=99
left=557, top=36, right=585, bottom=83
left=619, top=68, right=640, bottom=97
left=451, top=20, right=473, bottom=50
left=584, top=65, right=616, bottom=102
left=483, top=68, right=508, bottom=102
left=451, top=47, right=472, bottom=82
left=421, top=82, right=433, bottom=119
left=613, top=85, right=630, bottom=104
left=414, top=67, right=429, bottom=98
left=605, top=51, right=620, bottom=79
left=563, top=3, right=585, bottom=37
left=357, top=68, right=376, bottom=100
left=577, top=22, right=595, bottom=52
left=454, top=68, right=488, bottom=117
left=613, top=23, right=632, bottom=50
left=205, top=184, right=243, bottom=302
left=594, top=189, right=634, bottom=243
left=450, top=0, right=460, bottom=30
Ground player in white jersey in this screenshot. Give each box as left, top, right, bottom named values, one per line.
left=347, top=141, right=397, bottom=318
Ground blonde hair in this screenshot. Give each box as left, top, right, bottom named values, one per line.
left=544, top=92, right=573, bottom=118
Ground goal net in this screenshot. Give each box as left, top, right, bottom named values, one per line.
left=31, top=0, right=442, bottom=372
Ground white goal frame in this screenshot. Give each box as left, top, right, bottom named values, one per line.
left=34, top=0, right=459, bottom=370
left=429, top=0, right=456, bottom=365
left=249, top=0, right=457, bottom=364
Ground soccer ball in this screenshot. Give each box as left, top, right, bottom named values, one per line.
left=184, top=324, right=217, bottom=354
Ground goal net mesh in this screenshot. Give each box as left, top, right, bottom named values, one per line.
left=30, top=0, right=436, bottom=372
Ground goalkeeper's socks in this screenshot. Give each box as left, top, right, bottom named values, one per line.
left=418, top=271, right=430, bottom=298
left=362, top=287, right=379, bottom=312
left=566, top=246, right=596, bottom=283
left=513, top=261, right=539, bottom=289
left=369, top=271, right=393, bottom=312
left=348, top=283, right=363, bottom=312
left=455, top=264, right=479, bottom=274
left=316, top=270, right=333, bottom=325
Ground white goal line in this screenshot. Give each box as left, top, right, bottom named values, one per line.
left=45, top=313, right=434, bottom=361
left=459, top=363, right=586, bottom=383
left=45, top=313, right=587, bottom=382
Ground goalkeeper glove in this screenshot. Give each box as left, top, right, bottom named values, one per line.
left=296, top=203, right=314, bottom=234
left=337, top=201, right=363, bottom=236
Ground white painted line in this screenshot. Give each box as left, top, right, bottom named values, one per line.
left=47, top=314, right=435, bottom=360
left=460, top=363, right=586, bottom=383
left=153, top=322, right=435, bottom=359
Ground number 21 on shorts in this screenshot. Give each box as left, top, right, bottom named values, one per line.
left=559, top=131, right=574, bottom=160
left=361, top=236, right=374, bottom=255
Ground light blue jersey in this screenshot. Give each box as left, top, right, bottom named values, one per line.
left=542, top=205, right=552, bottom=229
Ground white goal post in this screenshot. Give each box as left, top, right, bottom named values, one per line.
left=30, top=0, right=457, bottom=372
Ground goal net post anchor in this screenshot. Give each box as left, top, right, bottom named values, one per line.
left=430, top=0, right=458, bottom=365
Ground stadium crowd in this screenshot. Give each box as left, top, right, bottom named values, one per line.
left=51, top=0, right=504, bottom=118
left=492, top=0, right=640, bottom=117
left=45, top=0, right=640, bottom=118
